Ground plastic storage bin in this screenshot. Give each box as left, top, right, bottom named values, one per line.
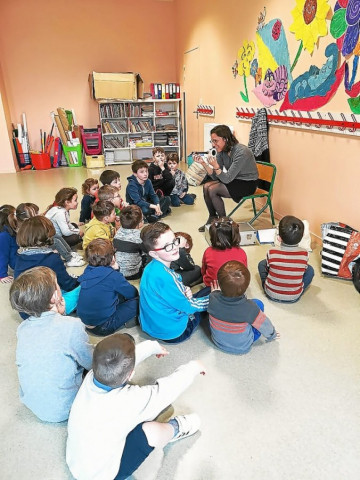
left=80, top=126, right=102, bottom=155
left=31, top=153, right=51, bottom=170
left=85, top=154, right=105, bottom=168
left=62, top=144, right=83, bottom=167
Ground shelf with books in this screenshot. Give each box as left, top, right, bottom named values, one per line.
left=98, top=99, right=181, bottom=165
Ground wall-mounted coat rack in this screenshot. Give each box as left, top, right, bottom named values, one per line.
left=236, top=107, right=360, bottom=137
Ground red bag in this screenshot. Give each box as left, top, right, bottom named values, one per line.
left=338, top=231, right=360, bottom=279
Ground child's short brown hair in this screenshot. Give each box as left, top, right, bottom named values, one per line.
left=152, top=147, right=165, bottom=156
left=167, top=152, right=179, bottom=163
left=120, top=205, right=143, bottom=229
left=174, top=231, right=193, bottom=252
left=93, top=333, right=135, bottom=387
left=98, top=185, right=118, bottom=202
left=82, top=178, right=99, bottom=195
left=85, top=238, right=115, bottom=266
left=217, top=260, right=250, bottom=298
left=16, top=216, right=55, bottom=247
left=140, top=222, right=170, bottom=252
left=99, top=170, right=120, bottom=186
left=9, top=266, right=57, bottom=317
left=132, top=160, right=148, bottom=173
left=279, top=215, right=304, bottom=245
left=92, top=200, right=115, bottom=221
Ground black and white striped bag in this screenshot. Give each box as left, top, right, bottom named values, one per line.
left=321, top=222, right=355, bottom=277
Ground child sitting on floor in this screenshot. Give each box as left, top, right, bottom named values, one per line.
left=98, top=184, right=126, bottom=228
left=10, top=266, right=93, bottom=422
left=66, top=333, right=205, bottom=480
left=79, top=178, right=99, bottom=224
left=99, top=169, right=121, bottom=189
left=167, top=152, right=196, bottom=207
left=208, top=260, right=279, bottom=354
left=258, top=215, right=314, bottom=303
left=140, top=222, right=209, bottom=343
left=148, top=147, right=175, bottom=197
left=77, top=238, right=139, bottom=336
left=14, top=216, right=80, bottom=316
left=45, top=187, right=84, bottom=248
left=126, top=160, right=171, bottom=223
left=170, top=232, right=202, bottom=287
left=82, top=200, right=115, bottom=250
left=200, top=217, right=247, bottom=295
left=0, top=205, right=17, bottom=283
left=113, top=205, right=146, bottom=280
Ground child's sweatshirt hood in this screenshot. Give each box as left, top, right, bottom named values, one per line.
left=78, top=265, right=114, bottom=289
left=127, top=174, right=138, bottom=184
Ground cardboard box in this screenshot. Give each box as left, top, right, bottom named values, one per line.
left=90, top=72, right=144, bottom=101
left=204, top=222, right=257, bottom=246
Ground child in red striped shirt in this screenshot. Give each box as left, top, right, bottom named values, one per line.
left=258, top=215, right=314, bottom=302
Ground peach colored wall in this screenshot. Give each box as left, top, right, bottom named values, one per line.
left=0, top=61, right=17, bottom=173
left=174, top=0, right=360, bottom=237
left=0, top=0, right=176, bottom=171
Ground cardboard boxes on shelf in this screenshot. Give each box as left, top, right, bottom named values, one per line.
left=89, top=72, right=144, bottom=101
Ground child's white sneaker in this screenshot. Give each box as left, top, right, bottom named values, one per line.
left=66, top=255, right=85, bottom=267
left=169, top=414, right=201, bottom=443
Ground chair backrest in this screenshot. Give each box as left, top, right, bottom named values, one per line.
left=255, top=162, right=276, bottom=195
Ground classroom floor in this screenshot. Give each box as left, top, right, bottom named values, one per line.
left=1, top=164, right=359, bottom=480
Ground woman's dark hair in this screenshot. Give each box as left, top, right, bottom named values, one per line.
left=0, top=205, right=16, bottom=234
left=209, top=217, right=240, bottom=250
left=210, top=125, right=238, bottom=152
left=9, top=266, right=57, bottom=317
left=85, top=238, right=115, bottom=266
left=16, top=216, right=55, bottom=247
left=45, top=187, right=77, bottom=213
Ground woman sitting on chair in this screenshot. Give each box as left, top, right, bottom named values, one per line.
left=194, top=125, right=258, bottom=232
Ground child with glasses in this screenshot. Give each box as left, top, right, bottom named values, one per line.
left=200, top=217, right=247, bottom=296
left=98, top=185, right=127, bottom=229
left=209, top=261, right=279, bottom=354
left=139, top=222, right=209, bottom=343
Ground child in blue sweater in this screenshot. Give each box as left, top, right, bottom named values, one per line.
left=77, top=238, right=139, bottom=336
left=0, top=205, right=17, bottom=283
left=14, top=216, right=80, bottom=316
left=79, top=177, right=99, bottom=224
left=10, top=266, right=93, bottom=422
left=126, top=160, right=171, bottom=223
left=140, top=222, right=209, bottom=343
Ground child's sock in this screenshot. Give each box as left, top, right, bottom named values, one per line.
left=168, top=418, right=179, bottom=437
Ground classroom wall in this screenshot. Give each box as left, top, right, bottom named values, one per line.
left=0, top=0, right=177, bottom=173
left=174, top=0, right=360, bottom=237
left=0, top=61, right=16, bottom=173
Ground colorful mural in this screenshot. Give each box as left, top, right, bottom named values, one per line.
left=233, top=0, right=360, bottom=114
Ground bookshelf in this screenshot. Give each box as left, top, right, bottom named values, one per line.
left=98, top=99, right=181, bottom=165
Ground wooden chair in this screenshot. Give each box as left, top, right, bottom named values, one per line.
left=228, top=161, right=276, bottom=225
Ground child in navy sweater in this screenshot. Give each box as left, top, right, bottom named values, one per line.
left=0, top=205, right=17, bottom=283
left=79, top=178, right=99, bottom=224
left=77, top=238, right=139, bottom=336
left=14, top=216, right=80, bottom=316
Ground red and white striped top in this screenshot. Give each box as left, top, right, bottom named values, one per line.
left=264, top=245, right=309, bottom=301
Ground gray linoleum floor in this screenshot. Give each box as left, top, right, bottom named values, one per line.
left=1, top=165, right=359, bottom=480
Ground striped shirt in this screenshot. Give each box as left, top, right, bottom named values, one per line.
left=264, top=244, right=309, bottom=302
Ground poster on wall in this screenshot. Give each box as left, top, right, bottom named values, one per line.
left=233, top=0, right=360, bottom=133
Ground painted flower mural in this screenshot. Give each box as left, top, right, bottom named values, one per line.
left=290, top=0, right=331, bottom=59
left=330, top=0, right=360, bottom=56
left=237, top=40, right=255, bottom=102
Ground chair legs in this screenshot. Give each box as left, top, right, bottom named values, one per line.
left=229, top=197, right=275, bottom=226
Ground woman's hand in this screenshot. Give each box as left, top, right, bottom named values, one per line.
left=208, top=156, right=220, bottom=170
left=193, top=154, right=206, bottom=166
